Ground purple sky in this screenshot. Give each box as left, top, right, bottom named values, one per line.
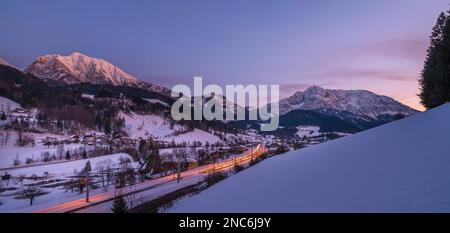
left=1, top=0, right=449, bottom=110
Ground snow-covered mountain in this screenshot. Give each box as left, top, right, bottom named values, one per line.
left=200, top=94, right=247, bottom=120
left=25, top=52, right=139, bottom=85
left=0, top=57, right=14, bottom=68
left=25, top=52, right=169, bottom=94
left=169, top=103, right=450, bottom=212
left=278, top=86, right=418, bottom=118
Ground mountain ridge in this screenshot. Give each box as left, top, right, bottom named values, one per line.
left=0, top=57, right=14, bottom=68
left=273, top=86, right=418, bottom=129
left=279, top=86, right=418, bottom=117
left=25, top=52, right=170, bottom=95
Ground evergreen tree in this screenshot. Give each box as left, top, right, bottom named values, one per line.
left=83, top=160, right=92, bottom=173
left=111, top=197, right=128, bottom=213
left=419, top=11, right=450, bottom=109
left=104, top=121, right=112, bottom=135
left=138, top=139, right=160, bottom=175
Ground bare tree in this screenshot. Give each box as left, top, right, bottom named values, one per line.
left=124, top=185, right=138, bottom=209
left=160, top=152, right=172, bottom=176
left=95, top=159, right=113, bottom=192
left=173, top=148, right=188, bottom=183
left=64, top=179, right=77, bottom=193
left=21, top=185, right=42, bottom=205
left=17, top=126, right=23, bottom=146
left=113, top=159, right=134, bottom=196
left=13, top=153, right=21, bottom=166
left=81, top=161, right=92, bottom=202
left=189, top=147, right=197, bottom=160
left=17, top=174, right=26, bottom=185
left=77, top=176, right=87, bottom=194
left=137, top=139, right=160, bottom=178
left=76, top=161, right=92, bottom=196
left=56, top=143, right=65, bottom=160
left=106, top=164, right=114, bottom=186
left=1, top=172, right=11, bottom=186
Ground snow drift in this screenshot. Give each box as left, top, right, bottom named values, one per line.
left=169, top=103, right=450, bottom=212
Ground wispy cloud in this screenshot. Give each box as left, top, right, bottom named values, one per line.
left=333, top=36, right=429, bottom=62
left=317, top=68, right=418, bottom=82
left=358, top=36, right=429, bottom=61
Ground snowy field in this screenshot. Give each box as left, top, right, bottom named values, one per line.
left=1, top=153, right=135, bottom=177
left=81, top=93, right=95, bottom=100
left=0, top=153, right=135, bottom=213
left=169, top=103, right=450, bottom=212
left=170, top=129, right=220, bottom=144
left=143, top=98, right=169, bottom=107
left=0, top=131, right=92, bottom=169
left=0, top=183, right=94, bottom=213
left=120, top=111, right=176, bottom=139
left=120, top=111, right=220, bottom=144
left=0, top=96, right=20, bottom=111
left=296, top=126, right=321, bottom=138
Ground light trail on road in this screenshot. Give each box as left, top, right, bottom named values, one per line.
left=36, top=144, right=267, bottom=213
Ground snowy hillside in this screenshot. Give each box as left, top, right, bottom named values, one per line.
left=120, top=111, right=220, bottom=144
left=0, top=96, right=23, bottom=127
left=0, top=58, right=14, bottom=68
left=278, top=86, right=418, bottom=118
left=25, top=52, right=140, bottom=86
left=2, top=153, right=134, bottom=177
left=169, top=103, right=450, bottom=212
left=24, top=52, right=169, bottom=94
left=0, top=131, right=95, bottom=169
left=0, top=96, right=21, bottom=111
left=296, top=126, right=321, bottom=138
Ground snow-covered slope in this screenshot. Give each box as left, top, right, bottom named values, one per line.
left=0, top=58, right=14, bottom=68
left=278, top=86, right=418, bottom=119
left=25, top=52, right=140, bottom=86
left=0, top=96, right=21, bottom=111
left=170, top=129, right=220, bottom=144
left=2, top=153, right=134, bottom=177
left=120, top=111, right=220, bottom=144
left=25, top=52, right=169, bottom=94
left=0, top=131, right=93, bottom=169
left=120, top=111, right=181, bottom=139
left=170, top=103, right=450, bottom=212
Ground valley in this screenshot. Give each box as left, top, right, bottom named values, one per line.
left=0, top=53, right=419, bottom=213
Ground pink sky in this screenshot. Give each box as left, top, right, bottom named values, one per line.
left=1, top=0, right=448, bottom=112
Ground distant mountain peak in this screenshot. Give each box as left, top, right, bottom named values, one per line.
left=279, top=86, right=418, bottom=119
left=304, top=85, right=326, bottom=95
left=0, top=57, right=14, bottom=68
left=25, top=52, right=140, bottom=86
left=24, top=52, right=170, bottom=95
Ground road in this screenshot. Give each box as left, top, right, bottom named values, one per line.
left=36, top=144, right=267, bottom=213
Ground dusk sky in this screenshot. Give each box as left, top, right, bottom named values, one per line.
left=1, top=0, right=449, bottom=110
